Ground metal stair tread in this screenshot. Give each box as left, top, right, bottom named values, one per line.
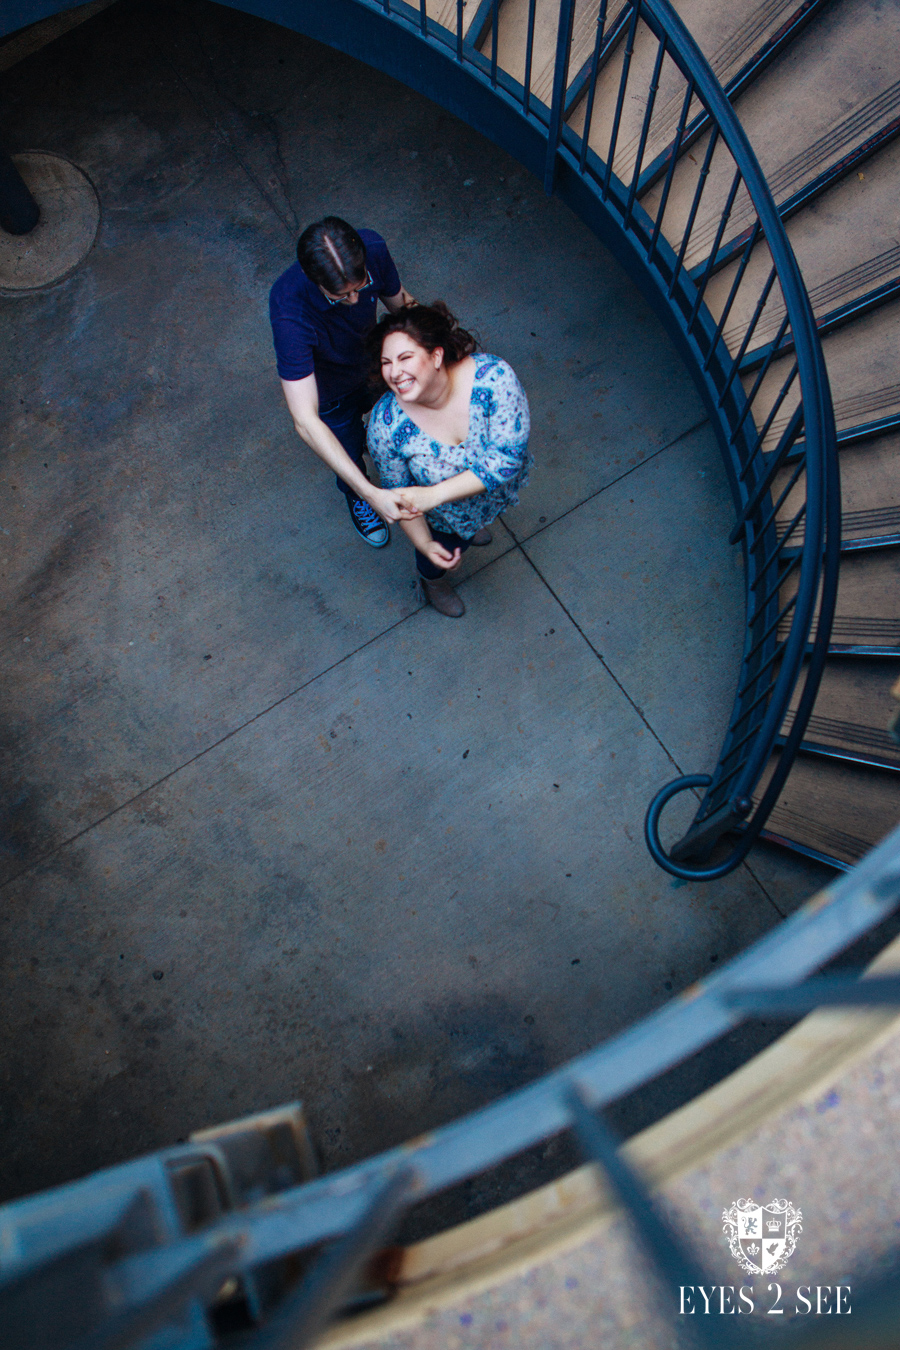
left=734, top=244, right=900, bottom=360
left=743, top=303, right=900, bottom=452
left=704, top=134, right=900, bottom=361
left=781, top=659, right=900, bottom=769
left=778, top=549, right=900, bottom=652
left=640, top=0, right=900, bottom=273
left=756, top=752, right=900, bottom=866
left=566, top=0, right=821, bottom=185
left=773, top=434, right=900, bottom=553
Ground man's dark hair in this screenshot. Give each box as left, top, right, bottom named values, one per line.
left=297, top=217, right=367, bottom=292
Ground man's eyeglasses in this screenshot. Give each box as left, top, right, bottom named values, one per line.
left=322, top=270, right=373, bottom=305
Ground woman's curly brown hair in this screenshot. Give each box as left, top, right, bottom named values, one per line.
left=366, top=301, right=478, bottom=387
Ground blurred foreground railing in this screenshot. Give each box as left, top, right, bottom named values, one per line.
left=4, top=823, right=900, bottom=1349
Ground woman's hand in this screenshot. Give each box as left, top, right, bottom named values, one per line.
left=421, top=539, right=462, bottom=571
left=368, top=486, right=421, bottom=522
left=399, top=472, right=485, bottom=516
left=397, top=484, right=438, bottom=514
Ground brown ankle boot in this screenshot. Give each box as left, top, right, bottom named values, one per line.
left=421, top=576, right=466, bottom=618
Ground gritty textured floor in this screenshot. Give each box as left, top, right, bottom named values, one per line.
left=0, top=0, right=834, bottom=1211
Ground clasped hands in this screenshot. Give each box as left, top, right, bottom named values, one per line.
left=370, top=482, right=438, bottom=523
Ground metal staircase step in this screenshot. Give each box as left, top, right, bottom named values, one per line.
left=743, top=301, right=900, bottom=453
left=756, top=752, right=900, bottom=868
left=778, top=548, right=900, bottom=654
left=568, top=0, right=827, bottom=191
left=741, top=245, right=900, bottom=371
left=640, top=0, right=900, bottom=274
left=779, top=658, right=900, bottom=770
left=427, top=0, right=487, bottom=42
left=705, top=135, right=900, bottom=365
left=477, top=0, right=629, bottom=103
left=773, top=431, right=900, bottom=553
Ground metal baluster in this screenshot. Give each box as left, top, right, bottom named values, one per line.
left=71, top=1236, right=245, bottom=1350
left=730, top=312, right=792, bottom=452
left=623, top=35, right=667, bottom=229
left=566, top=1086, right=728, bottom=1350
left=740, top=596, right=796, bottom=668
left=725, top=974, right=900, bottom=1015
left=731, top=368, right=800, bottom=511
left=667, top=125, right=719, bottom=298
left=712, top=714, right=777, bottom=774
left=751, top=458, right=807, bottom=556
left=687, top=164, right=741, bottom=330
left=544, top=0, right=578, bottom=193
left=647, top=76, right=694, bottom=265
left=419, top=0, right=427, bottom=34
left=602, top=0, right=640, bottom=200
left=456, top=0, right=464, bottom=60
left=747, top=551, right=802, bottom=630
left=251, top=1167, right=417, bottom=1350
left=715, top=262, right=777, bottom=406
left=490, top=0, right=500, bottom=87
left=701, top=221, right=762, bottom=374
left=577, top=0, right=608, bottom=172
left=522, top=0, right=538, bottom=114
left=752, top=506, right=807, bottom=585
left=723, top=669, right=786, bottom=742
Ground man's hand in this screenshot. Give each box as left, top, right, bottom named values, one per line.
left=420, top=539, right=462, bottom=571
left=397, top=484, right=438, bottom=515
left=368, top=485, right=422, bottom=523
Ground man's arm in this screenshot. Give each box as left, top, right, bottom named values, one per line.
left=280, top=374, right=417, bottom=523
left=382, top=287, right=416, bottom=313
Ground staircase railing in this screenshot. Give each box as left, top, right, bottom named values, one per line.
left=5, top=824, right=900, bottom=1350
left=304, top=0, right=841, bottom=879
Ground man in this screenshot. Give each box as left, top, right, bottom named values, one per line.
left=270, top=216, right=418, bottom=546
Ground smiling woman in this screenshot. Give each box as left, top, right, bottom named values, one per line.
left=366, top=302, right=532, bottom=617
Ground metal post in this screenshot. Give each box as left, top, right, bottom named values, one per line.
left=0, top=150, right=39, bottom=235
left=543, top=0, right=577, bottom=194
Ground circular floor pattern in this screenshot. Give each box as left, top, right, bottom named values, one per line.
left=0, top=151, right=99, bottom=293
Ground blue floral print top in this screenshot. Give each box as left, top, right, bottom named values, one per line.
left=366, top=354, right=531, bottom=539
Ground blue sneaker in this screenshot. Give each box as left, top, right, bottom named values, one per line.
left=347, top=493, right=389, bottom=547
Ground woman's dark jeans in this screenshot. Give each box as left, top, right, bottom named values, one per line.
left=416, top=527, right=471, bottom=580
left=319, top=384, right=378, bottom=497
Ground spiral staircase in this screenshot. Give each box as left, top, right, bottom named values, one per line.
left=2, top=0, right=900, bottom=1346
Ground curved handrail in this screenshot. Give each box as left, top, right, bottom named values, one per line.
left=348, top=0, right=841, bottom=879
left=6, top=825, right=898, bottom=1350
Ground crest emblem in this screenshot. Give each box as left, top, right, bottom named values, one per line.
left=722, top=1198, right=802, bottom=1275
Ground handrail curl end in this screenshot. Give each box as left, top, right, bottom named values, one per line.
left=644, top=774, right=749, bottom=881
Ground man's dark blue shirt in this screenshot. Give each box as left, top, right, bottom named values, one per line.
left=269, top=229, right=401, bottom=405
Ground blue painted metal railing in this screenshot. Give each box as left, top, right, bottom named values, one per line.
left=327, top=0, right=841, bottom=880
left=0, top=1, right=852, bottom=1345
left=5, top=824, right=900, bottom=1349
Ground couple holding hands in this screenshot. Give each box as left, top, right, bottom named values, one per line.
left=270, top=217, right=531, bottom=617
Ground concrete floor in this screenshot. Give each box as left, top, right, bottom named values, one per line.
left=0, top=0, right=834, bottom=1209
